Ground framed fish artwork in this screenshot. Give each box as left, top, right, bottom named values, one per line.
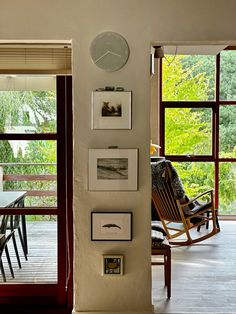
left=91, top=212, right=132, bottom=241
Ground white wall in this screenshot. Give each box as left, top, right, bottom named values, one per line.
left=0, top=1, right=236, bottom=314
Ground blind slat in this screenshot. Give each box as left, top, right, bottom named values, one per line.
left=0, top=46, right=71, bottom=74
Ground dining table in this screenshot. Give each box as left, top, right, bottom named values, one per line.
left=0, top=191, right=28, bottom=255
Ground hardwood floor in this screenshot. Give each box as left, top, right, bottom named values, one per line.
left=152, top=220, right=236, bottom=314
left=0, top=221, right=57, bottom=283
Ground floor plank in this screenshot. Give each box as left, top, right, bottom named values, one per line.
left=152, top=221, right=236, bottom=314
left=0, top=221, right=57, bottom=283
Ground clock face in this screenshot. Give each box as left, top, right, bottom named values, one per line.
left=90, top=32, right=129, bottom=71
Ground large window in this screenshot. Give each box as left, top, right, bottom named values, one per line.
left=160, top=47, right=236, bottom=215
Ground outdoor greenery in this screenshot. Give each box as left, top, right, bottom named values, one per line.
left=0, top=89, right=57, bottom=219
left=162, top=52, right=236, bottom=214
left=0, top=52, right=235, bottom=215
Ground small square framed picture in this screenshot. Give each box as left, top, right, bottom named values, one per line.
left=91, top=212, right=132, bottom=241
left=102, top=254, right=124, bottom=276
left=88, top=148, right=138, bottom=191
left=92, top=91, right=132, bottom=129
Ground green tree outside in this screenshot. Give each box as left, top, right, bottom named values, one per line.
left=0, top=90, right=57, bottom=219
left=162, top=54, right=236, bottom=213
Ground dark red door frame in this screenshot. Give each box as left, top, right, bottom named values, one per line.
left=0, top=76, right=73, bottom=312
left=159, top=51, right=236, bottom=211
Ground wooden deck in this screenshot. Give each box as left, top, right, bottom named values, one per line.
left=0, top=221, right=57, bottom=283
left=2, top=219, right=236, bottom=314
left=152, top=220, right=236, bottom=314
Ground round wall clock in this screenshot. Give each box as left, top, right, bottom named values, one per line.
left=90, top=31, right=130, bottom=72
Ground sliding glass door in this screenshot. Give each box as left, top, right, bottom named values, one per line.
left=0, top=75, right=73, bottom=307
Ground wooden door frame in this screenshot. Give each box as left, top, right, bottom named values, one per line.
left=0, top=75, right=73, bottom=312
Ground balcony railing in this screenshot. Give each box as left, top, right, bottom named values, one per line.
left=0, top=163, right=58, bottom=282
left=0, top=163, right=57, bottom=206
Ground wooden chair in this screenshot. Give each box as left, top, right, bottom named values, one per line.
left=0, top=215, right=15, bottom=282
left=152, top=226, right=171, bottom=298
left=152, top=162, right=220, bottom=245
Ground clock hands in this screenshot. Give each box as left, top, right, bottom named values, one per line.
left=94, top=50, right=122, bottom=64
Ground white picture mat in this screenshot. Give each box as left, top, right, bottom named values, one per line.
left=91, top=212, right=132, bottom=240
left=92, top=91, right=131, bottom=129
left=88, top=148, right=138, bottom=191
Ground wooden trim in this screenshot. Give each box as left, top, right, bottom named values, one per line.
left=64, top=75, right=73, bottom=308
left=162, top=101, right=216, bottom=107
left=3, top=174, right=57, bottom=181
left=56, top=76, right=70, bottom=305
left=0, top=284, right=57, bottom=297
left=0, top=207, right=58, bottom=215
left=0, top=133, right=57, bottom=140
left=26, top=190, right=57, bottom=196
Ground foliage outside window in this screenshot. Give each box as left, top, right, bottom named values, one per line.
left=161, top=51, right=236, bottom=214
left=0, top=88, right=57, bottom=214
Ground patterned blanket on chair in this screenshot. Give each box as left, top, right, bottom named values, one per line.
left=151, top=160, right=185, bottom=200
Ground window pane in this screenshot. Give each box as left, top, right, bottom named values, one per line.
left=0, top=140, right=57, bottom=207
left=219, top=163, right=236, bottom=214
left=162, top=55, right=215, bottom=101
left=0, top=76, right=56, bottom=133
left=220, top=50, right=236, bottom=100
left=219, top=105, right=236, bottom=158
left=0, top=215, right=57, bottom=284
left=172, top=162, right=214, bottom=198
left=165, top=108, right=212, bottom=155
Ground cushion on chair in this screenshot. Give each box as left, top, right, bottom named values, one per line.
left=151, top=229, right=170, bottom=248
left=183, top=198, right=212, bottom=216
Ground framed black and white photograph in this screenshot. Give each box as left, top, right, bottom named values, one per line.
left=88, top=148, right=138, bottom=191
left=92, top=91, right=132, bottom=129
left=91, top=212, right=132, bottom=241
left=102, top=254, right=124, bottom=276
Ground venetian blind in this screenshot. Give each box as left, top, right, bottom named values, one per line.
left=0, top=43, right=71, bottom=74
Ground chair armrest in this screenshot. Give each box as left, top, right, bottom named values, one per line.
left=179, top=189, right=214, bottom=207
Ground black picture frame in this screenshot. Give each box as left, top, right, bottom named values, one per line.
left=91, top=212, right=132, bottom=241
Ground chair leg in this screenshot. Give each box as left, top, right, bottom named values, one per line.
left=11, top=233, right=22, bottom=268
left=165, top=250, right=171, bottom=299
left=216, top=215, right=220, bottom=229
left=206, top=211, right=210, bottom=229
left=206, top=211, right=220, bottom=230
left=5, top=245, right=14, bottom=279
left=198, top=210, right=219, bottom=231
left=0, top=259, right=6, bottom=282
left=17, top=228, right=28, bottom=260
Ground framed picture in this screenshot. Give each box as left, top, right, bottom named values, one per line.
left=91, top=212, right=132, bottom=241
left=102, top=254, right=124, bottom=276
left=88, top=148, right=138, bottom=191
left=92, top=91, right=132, bottom=129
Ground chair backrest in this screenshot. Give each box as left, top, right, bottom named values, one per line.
left=152, top=164, right=182, bottom=222
left=152, top=179, right=182, bottom=223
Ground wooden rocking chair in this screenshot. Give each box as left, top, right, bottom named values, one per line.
left=152, top=162, right=220, bottom=245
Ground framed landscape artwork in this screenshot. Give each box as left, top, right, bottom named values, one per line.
left=88, top=148, right=138, bottom=191
left=91, top=212, right=132, bottom=241
left=92, top=91, right=132, bottom=129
